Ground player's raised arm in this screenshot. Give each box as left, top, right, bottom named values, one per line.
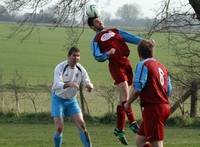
left=118, top=29, right=142, bottom=45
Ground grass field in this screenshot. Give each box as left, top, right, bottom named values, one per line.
left=0, top=23, right=200, bottom=147
left=0, top=22, right=192, bottom=117
left=0, top=23, right=175, bottom=86
left=0, top=123, right=200, bottom=147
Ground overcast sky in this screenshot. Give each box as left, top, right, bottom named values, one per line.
left=0, top=0, right=190, bottom=18
left=91, top=0, right=189, bottom=18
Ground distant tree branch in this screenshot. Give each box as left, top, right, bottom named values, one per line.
left=3, top=0, right=89, bottom=42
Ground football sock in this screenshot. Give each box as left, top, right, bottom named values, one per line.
left=54, top=132, right=62, bottom=147
left=122, top=101, right=135, bottom=124
left=80, top=130, right=92, bottom=147
left=116, top=105, right=126, bottom=131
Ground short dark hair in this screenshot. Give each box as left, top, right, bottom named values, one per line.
left=87, top=16, right=98, bottom=27
left=68, top=46, right=80, bottom=56
left=137, top=40, right=155, bottom=59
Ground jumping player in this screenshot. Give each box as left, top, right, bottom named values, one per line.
left=87, top=16, right=143, bottom=145
left=124, top=40, right=172, bottom=147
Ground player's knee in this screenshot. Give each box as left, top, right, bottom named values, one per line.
left=80, top=121, right=87, bottom=131
left=143, top=142, right=152, bottom=147
left=56, top=126, right=63, bottom=134
left=136, top=139, right=141, bottom=147
left=136, top=137, right=145, bottom=147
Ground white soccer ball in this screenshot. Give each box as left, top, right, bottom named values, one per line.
left=86, top=4, right=100, bottom=18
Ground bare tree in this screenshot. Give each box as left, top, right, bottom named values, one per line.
left=98, top=85, right=118, bottom=114
left=116, top=3, right=140, bottom=24
left=189, top=0, right=200, bottom=21
left=100, top=10, right=111, bottom=25
left=9, top=71, right=24, bottom=115
left=0, top=70, right=5, bottom=112
left=148, top=0, right=200, bottom=117
left=2, top=0, right=89, bottom=44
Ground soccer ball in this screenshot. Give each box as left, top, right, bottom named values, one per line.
left=86, top=4, right=100, bottom=18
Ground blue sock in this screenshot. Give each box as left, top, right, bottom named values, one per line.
left=80, top=131, right=92, bottom=147
left=54, top=132, right=62, bottom=147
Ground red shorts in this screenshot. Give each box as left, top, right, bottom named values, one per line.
left=137, top=104, right=170, bottom=142
left=108, top=60, right=133, bottom=85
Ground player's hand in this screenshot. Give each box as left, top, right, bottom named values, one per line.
left=64, top=82, right=79, bottom=89
left=85, top=83, right=93, bottom=92
left=123, top=102, right=130, bottom=111
left=106, top=48, right=116, bottom=55
left=70, top=82, right=79, bottom=89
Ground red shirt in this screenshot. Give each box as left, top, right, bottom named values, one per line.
left=94, top=28, right=130, bottom=63
left=139, top=59, right=169, bottom=106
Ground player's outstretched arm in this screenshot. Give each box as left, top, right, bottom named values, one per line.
left=118, top=29, right=142, bottom=45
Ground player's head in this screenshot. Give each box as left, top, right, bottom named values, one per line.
left=137, top=39, right=155, bottom=59
left=68, top=46, right=80, bottom=66
left=87, top=17, right=104, bottom=31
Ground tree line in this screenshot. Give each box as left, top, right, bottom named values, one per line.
left=0, top=3, right=153, bottom=28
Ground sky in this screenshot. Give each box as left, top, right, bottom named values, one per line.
left=0, top=0, right=190, bottom=18
left=90, top=0, right=189, bottom=18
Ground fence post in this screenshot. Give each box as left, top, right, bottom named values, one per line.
left=190, top=81, right=198, bottom=117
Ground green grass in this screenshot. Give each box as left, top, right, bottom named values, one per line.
left=0, top=23, right=175, bottom=86
left=0, top=123, right=200, bottom=147
left=0, top=23, right=185, bottom=116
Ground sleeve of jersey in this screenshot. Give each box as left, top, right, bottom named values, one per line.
left=118, top=29, right=142, bottom=44
left=81, top=67, right=93, bottom=87
left=167, top=76, right=172, bottom=97
left=52, top=64, right=65, bottom=91
left=133, top=62, right=148, bottom=92
left=91, top=40, right=109, bottom=62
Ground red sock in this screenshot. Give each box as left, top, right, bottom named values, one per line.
left=122, top=101, right=136, bottom=124
left=116, top=105, right=126, bottom=131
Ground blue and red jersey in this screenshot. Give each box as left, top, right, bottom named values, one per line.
left=90, top=28, right=142, bottom=63
left=134, top=58, right=172, bottom=106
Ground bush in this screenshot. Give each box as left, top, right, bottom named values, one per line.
left=99, top=112, right=116, bottom=124
left=0, top=111, right=200, bottom=128
left=0, top=112, right=52, bottom=123
left=166, top=116, right=200, bottom=127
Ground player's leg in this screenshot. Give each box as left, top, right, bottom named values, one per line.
left=117, top=81, right=139, bottom=133
left=113, top=81, right=129, bottom=145
left=151, top=141, right=163, bottom=147
left=116, top=81, right=128, bottom=130
left=71, top=113, right=92, bottom=147
left=142, top=104, right=170, bottom=147
left=125, top=64, right=140, bottom=133
left=108, top=63, right=128, bottom=133
left=136, top=120, right=152, bottom=147
left=136, top=134, right=148, bottom=147
left=108, top=62, right=134, bottom=144
left=150, top=104, right=170, bottom=147
left=51, top=94, right=65, bottom=147
left=66, top=97, right=92, bottom=147
left=54, top=117, right=64, bottom=147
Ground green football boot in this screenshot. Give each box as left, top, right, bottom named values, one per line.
left=114, top=128, right=128, bottom=145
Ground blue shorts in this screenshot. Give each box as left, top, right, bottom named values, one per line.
left=51, top=94, right=81, bottom=117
